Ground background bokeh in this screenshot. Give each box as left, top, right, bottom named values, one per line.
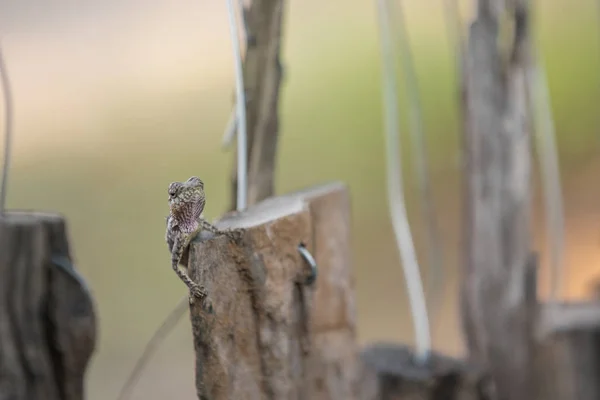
left=1, top=0, right=600, bottom=398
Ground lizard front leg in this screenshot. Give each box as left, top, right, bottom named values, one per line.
left=171, top=234, right=207, bottom=304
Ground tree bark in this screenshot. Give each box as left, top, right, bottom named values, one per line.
left=230, top=0, right=286, bottom=210
left=461, top=0, right=535, bottom=399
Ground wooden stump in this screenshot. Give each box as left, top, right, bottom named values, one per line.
left=360, top=343, right=491, bottom=400
left=187, top=182, right=360, bottom=400
left=0, top=212, right=97, bottom=400
left=534, top=301, right=600, bottom=400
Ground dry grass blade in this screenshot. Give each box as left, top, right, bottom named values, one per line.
left=375, top=0, right=431, bottom=363
left=528, top=59, right=565, bottom=300
left=442, top=0, right=465, bottom=82
left=0, top=42, right=13, bottom=216
left=526, top=1, right=564, bottom=301
left=222, top=0, right=249, bottom=150
left=389, top=0, right=445, bottom=335
left=226, top=0, right=249, bottom=211
left=116, top=296, right=189, bottom=400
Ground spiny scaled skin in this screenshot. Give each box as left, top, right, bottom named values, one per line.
left=166, top=176, right=241, bottom=305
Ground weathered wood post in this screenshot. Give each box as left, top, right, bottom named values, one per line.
left=188, top=182, right=362, bottom=399
left=534, top=301, right=600, bottom=400
left=360, top=343, right=492, bottom=400
left=460, top=0, right=537, bottom=398
left=188, top=181, right=493, bottom=400
left=0, top=211, right=97, bottom=400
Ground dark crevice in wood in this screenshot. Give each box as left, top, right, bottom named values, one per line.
left=46, top=264, right=67, bottom=400
left=244, top=247, right=271, bottom=398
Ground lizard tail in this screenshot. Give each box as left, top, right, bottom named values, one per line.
left=116, top=295, right=189, bottom=400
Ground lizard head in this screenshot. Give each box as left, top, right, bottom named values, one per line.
left=168, top=176, right=206, bottom=222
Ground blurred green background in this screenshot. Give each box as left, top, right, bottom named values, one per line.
left=2, top=0, right=600, bottom=398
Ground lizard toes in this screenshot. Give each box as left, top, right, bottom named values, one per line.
left=227, top=228, right=244, bottom=242
left=190, top=284, right=207, bottom=299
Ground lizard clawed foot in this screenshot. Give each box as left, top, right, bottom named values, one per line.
left=188, top=284, right=208, bottom=305
left=224, top=228, right=244, bottom=242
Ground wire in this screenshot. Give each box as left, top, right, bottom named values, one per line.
left=375, top=0, right=431, bottom=363
left=0, top=42, right=13, bottom=216
left=390, top=0, right=444, bottom=334
left=222, top=0, right=249, bottom=150
left=225, top=0, right=248, bottom=211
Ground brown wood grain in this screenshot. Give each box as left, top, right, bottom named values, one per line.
left=534, top=301, right=600, bottom=400
left=188, top=183, right=362, bottom=400
left=461, top=0, right=535, bottom=399
left=0, top=212, right=96, bottom=400
left=360, top=343, right=492, bottom=400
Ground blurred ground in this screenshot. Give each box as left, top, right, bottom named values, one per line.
left=1, top=0, right=600, bottom=399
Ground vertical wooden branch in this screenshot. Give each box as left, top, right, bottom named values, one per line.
left=230, top=0, right=286, bottom=210
left=189, top=183, right=361, bottom=399
left=0, top=212, right=97, bottom=400
left=461, top=0, right=534, bottom=398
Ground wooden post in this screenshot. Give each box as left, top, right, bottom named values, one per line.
left=0, top=211, right=97, bottom=400
left=188, top=182, right=495, bottom=400
left=188, top=183, right=362, bottom=400
left=461, top=0, right=535, bottom=398
left=360, top=344, right=492, bottom=400
left=290, top=183, right=359, bottom=399
left=534, top=301, right=600, bottom=400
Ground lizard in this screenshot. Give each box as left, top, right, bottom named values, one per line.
left=117, top=176, right=242, bottom=400
left=165, top=175, right=242, bottom=304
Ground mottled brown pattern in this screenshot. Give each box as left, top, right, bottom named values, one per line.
left=165, top=176, right=242, bottom=305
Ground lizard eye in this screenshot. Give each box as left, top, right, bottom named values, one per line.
left=168, top=182, right=183, bottom=198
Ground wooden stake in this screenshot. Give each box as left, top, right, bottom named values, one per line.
left=0, top=211, right=97, bottom=400
left=360, top=343, right=492, bottom=400
left=535, top=301, right=600, bottom=400
left=188, top=183, right=360, bottom=399
left=291, top=183, right=360, bottom=399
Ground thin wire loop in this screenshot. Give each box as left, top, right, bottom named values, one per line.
left=0, top=42, right=14, bottom=216
left=298, top=243, right=317, bottom=285
left=375, top=0, right=431, bottom=363
left=225, top=0, right=248, bottom=211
